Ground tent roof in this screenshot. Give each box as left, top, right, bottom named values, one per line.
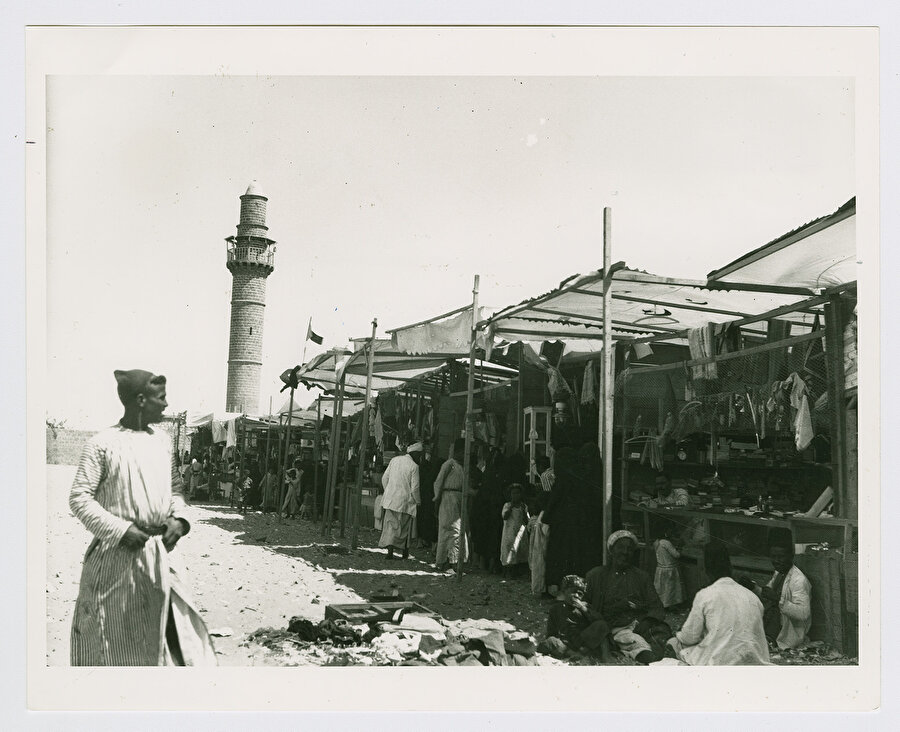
left=483, top=267, right=824, bottom=345
left=707, top=197, right=856, bottom=289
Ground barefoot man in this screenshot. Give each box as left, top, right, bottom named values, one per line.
left=69, top=369, right=216, bottom=665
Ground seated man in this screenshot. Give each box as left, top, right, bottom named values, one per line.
left=670, top=540, right=770, bottom=665
left=744, top=536, right=812, bottom=649
left=655, top=474, right=690, bottom=506
left=585, top=530, right=666, bottom=664
left=543, top=574, right=609, bottom=658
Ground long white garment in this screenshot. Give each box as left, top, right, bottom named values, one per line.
left=528, top=513, right=550, bottom=595
left=768, top=565, right=812, bottom=649
left=673, top=577, right=770, bottom=666
left=653, top=539, right=684, bottom=608
left=380, top=454, right=420, bottom=517
left=69, top=424, right=216, bottom=666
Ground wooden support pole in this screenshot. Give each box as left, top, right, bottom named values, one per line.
left=323, top=378, right=346, bottom=537
left=602, top=207, right=614, bottom=563
left=457, top=275, right=480, bottom=581
left=279, top=388, right=296, bottom=522
left=312, top=396, right=321, bottom=524
left=824, top=296, right=848, bottom=517
left=351, top=318, right=378, bottom=549
left=339, top=414, right=353, bottom=538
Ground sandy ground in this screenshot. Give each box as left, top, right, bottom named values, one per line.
left=46, top=465, right=550, bottom=666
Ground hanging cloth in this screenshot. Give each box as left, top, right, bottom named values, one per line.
left=687, top=324, right=717, bottom=380
left=225, top=419, right=237, bottom=448
left=373, top=408, right=384, bottom=450
left=581, top=360, right=597, bottom=405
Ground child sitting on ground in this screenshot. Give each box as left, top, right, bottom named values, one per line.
left=634, top=617, right=679, bottom=662
left=528, top=492, right=551, bottom=596
left=541, top=574, right=608, bottom=659
left=500, top=483, right=530, bottom=578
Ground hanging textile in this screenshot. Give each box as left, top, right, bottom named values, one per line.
left=581, top=360, right=597, bottom=405
left=787, top=373, right=814, bottom=451
left=391, top=307, right=490, bottom=355
left=546, top=365, right=572, bottom=402
left=225, top=419, right=237, bottom=448
left=211, top=420, right=228, bottom=444
left=373, top=408, right=384, bottom=450
left=687, top=324, right=717, bottom=380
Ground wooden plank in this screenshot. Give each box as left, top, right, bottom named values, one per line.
left=824, top=297, right=848, bottom=517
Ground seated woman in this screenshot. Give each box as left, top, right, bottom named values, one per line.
left=543, top=575, right=609, bottom=658
left=584, top=530, right=666, bottom=664
left=670, top=540, right=770, bottom=665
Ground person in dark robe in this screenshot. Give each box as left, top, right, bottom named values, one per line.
left=416, top=445, right=439, bottom=549
left=543, top=446, right=594, bottom=594
left=579, top=442, right=605, bottom=570
left=469, top=447, right=506, bottom=572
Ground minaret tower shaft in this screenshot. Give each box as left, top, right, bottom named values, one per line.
left=225, top=180, right=275, bottom=414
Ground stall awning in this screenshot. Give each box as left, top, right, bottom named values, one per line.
left=483, top=267, right=822, bottom=348
left=707, top=197, right=856, bottom=290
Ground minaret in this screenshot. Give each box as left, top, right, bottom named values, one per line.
left=225, top=180, right=275, bottom=414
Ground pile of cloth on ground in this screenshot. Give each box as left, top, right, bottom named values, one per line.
left=246, top=614, right=556, bottom=667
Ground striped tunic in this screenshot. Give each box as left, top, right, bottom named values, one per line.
left=69, top=423, right=216, bottom=666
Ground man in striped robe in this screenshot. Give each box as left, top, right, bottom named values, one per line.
left=68, top=369, right=217, bottom=666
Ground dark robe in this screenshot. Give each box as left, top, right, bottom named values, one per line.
left=544, top=447, right=594, bottom=588
left=584, top=564, right=665, bottom=628
left=470, top=455, right=505, bottom=566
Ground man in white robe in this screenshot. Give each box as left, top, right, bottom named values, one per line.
left=670, top=540, right=770, bottom=665
left=69, top=369, right=216, bottom=666
left=378, top=442, right=422, bottom=560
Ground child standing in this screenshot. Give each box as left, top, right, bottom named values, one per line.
left=237, top=469, right=253, bottom=515
left=528, top=493, right=551, bottom=596
left=500, top=483, right=530, bottom=578
left=653, top=524, right=684, bottom=608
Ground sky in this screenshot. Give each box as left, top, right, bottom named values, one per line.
left=45, top=75, right=854, bottom=428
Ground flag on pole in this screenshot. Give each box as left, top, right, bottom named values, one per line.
left=306, top=318, right=324, bottom=345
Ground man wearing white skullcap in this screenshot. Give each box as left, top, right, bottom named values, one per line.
left=378, top=442, right=423, bottom=560
left=584, top=529, right=665, bottom=663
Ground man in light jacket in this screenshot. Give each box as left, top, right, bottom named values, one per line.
left=750, top=537, right=812, bottom=649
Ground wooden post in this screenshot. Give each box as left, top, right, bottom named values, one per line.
left=824, top=296, right=848, bottom=517
left=312, top=396, right=321, bottom=524
left=323, top=377, right=346, bottom=537
left=351, top=318, right=378, bottom=549
left=237, top=415, right=247, bottom=508
left=457, top=275, right=480, bottom=580
left=601, top=207, right=614, bottom=563
left=339, top=414, right=352, bottom=538
left=321, top=393, right=340, bottom=536
left=279, top=386, right=296, bottom=522
left=516, top=346, right=524, bottom=450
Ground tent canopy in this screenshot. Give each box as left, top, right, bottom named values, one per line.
left=708, top=197, right=855, bottom=290
left=482, top=267, right=824, bottom=347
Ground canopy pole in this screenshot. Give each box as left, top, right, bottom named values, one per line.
left=457, top=275, right=480, bottom=581
left=351, top=318, right=378, bottom=550
left=279, top=386, right=296, bottom=523
left=312, top=396, right=321, bottom=525
left=237, top=415, right=247, bottom=509
left=263, top=396, right=273, bottom=482
left=323, top=376, right=346, bottom=537
left=338, top=413, right=352, bottom=538
left=601, top=207, right=614, bottom=563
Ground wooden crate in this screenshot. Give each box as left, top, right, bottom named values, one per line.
left=324, top=601, right=438, bottom=623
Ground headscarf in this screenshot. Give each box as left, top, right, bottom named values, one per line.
left=407, top=442, right=423, bottom=453
left=607, top=529, right=638, bottom=550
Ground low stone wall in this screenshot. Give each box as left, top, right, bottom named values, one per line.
left=46, top=428, right=96, bottom=466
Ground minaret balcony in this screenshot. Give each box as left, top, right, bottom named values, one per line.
left=226, top=241, right=275, bottom=273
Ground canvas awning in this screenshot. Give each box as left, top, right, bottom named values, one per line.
left=708, top=197, right=856, bottom=290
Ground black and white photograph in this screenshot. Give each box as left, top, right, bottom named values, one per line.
left=22, top=24, right=880, bottom=714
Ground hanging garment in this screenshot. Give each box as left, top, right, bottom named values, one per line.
left=581, top=360, right=597, bottom=405
left=687, top=324, right=718, bottom=380
left=225, top=419, right=237, bottom=448
left=787, top=373, right=814, bottom=451
left=373, top=409, right=384, bottom=450
left=547, top=366, right=572, bottom=402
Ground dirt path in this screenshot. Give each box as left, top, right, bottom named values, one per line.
left=46, top=465, right=549, bottom=666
